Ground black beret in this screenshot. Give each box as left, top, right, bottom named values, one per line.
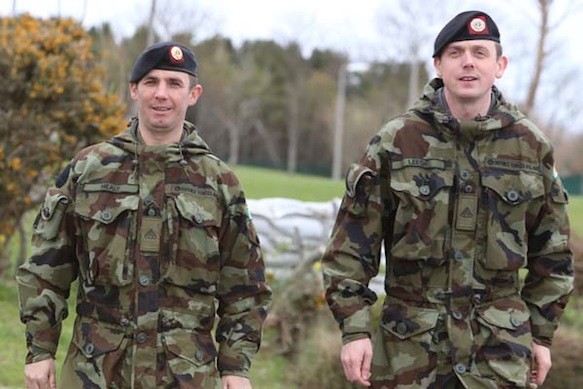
left=433, top=11, right=500, bottom=58
left=130, top=41, right=198, bottom=83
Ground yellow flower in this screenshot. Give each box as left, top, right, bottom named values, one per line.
left=10, top=157, right=22, bottom=170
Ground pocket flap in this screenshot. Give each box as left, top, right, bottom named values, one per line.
left=477, top=304, right=530, bottom=330
left=71, top=317, right=125, bottom=358
left=381, top=303, right=440, bottom=340
left=75, top=192, right=139, bottom=223
left=345, top=163, right=375, bottom=198
left=34, top=192, right=69, bottom=239
left=174, top=194, right=221, bottom=227
left=163, top=330, right=217, bottom=366
left=390, top=166, right=453, bottom=200
left=482, top=171, right=544, bottom=206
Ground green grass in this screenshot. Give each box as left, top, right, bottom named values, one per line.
left=233, top=165, right=344, bottom=201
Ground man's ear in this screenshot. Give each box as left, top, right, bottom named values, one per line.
left=189, top=84, right=203, bottom=106
left=433, top=57, right=442, bottom=78
left=496, top=55, right=508, bottom=79
left=129, top=83, right=138, bottom=100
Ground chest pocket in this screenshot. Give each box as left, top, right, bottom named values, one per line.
left=481, top=171, right=544, bottom=270
left=74, top=184, right=139, bottom=286
left=389, top=161, right=453, bottom=263
left=163, top=192, right=223, bottom=293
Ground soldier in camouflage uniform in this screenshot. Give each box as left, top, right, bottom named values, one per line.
left=17, top=41, right=271, bottom=389
left=322, top=11, right=573, bottom=389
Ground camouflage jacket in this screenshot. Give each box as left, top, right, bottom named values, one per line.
left=17, top=119, right=272, bottom=388
left=323, top=79, right=574, bottom=387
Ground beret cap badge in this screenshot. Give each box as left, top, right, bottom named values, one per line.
left=169, top=46, right=184, bottom=63
left=468, top=16, right=488, bottom=35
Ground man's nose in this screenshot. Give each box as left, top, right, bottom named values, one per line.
left=154, top=83, right=169, bottom=98
left=461, top=52, right=475, bottom=67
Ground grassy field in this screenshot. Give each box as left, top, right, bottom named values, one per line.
left=233, top=165, right=344, bottom=201
left=1, top=165, right=582, bottom=388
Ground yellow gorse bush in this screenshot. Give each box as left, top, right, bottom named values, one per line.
left=0, top=14, right=126, bottom=260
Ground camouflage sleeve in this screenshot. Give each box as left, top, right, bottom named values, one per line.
left=522, top=146, right=574, bottom=347
left=16, top=164, right=78, bottom=363
left=214, top=174, right=272, bottom=378
left=322, top=135, right=387, bottom=344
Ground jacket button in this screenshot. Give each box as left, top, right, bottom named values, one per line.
left=453, top=250, right=464, bottom=262
left=510, top=316, right=522, bottom=327
left=139, top=275, right=151, bottom=286
left=460, top=170, right=471, bottom=180
left=395, top=321, right=408, bottom=335
left=147, top=208, right=156, bottom=217
left=101, top=210, right=113, bottom=221
left=195, top=350, right=204, bottom=361
left=464, top=184, right=473, bottom=193
left=194, top=214, right=203, bottom=224
left=455, top=363, right=467, bottom=374
left=120, top=317, right=130, bottom=326
left=84, top=342, right=95, bottom=355
left=42, top=207, right=51, bottom=218
left=136, top=332, right=148, bottom=343
left=419, top=185, right=431, bottom=196
left=452, top=311, right=463, bottom=320
left=506, top=190, right=519, bottom=202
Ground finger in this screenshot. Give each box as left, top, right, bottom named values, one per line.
left=342, top=353, right=360, bottom=383
left=361, top=346, right=373, bottom=383
left=49, top=368, right=57, bottom=389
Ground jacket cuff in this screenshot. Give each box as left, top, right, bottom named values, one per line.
left=528, top=307, right=558, bottom=345
left=342, top=332, right=371, bottom=345
left=219, top=370, right=250, bottom=379
left=26, top=345, right=55, bottom=364
left=340, top=307, right=372, bottom=341
left=532, top=336, right=552, bottom=348
left=217, top=340, right=257, bottom=378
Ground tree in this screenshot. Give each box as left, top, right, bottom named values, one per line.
left=377, top=0, right=453, bottom=106
left=0, top=14, right=125, bottom=273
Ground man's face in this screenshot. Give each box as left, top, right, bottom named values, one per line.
left=130, top=69, right=202, bottom=143
left=434, top=40, right=507, bottom=107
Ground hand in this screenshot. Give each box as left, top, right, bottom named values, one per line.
left=341, top=337, right=373, bottom=387
left=222, top=375, right=252, bottom=389
left=25, top=358, right=56, bottom=389
left=531, top=342, right=552, bottom=386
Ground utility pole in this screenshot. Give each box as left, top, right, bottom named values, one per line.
left=332, top=63, right=347, bottom=180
